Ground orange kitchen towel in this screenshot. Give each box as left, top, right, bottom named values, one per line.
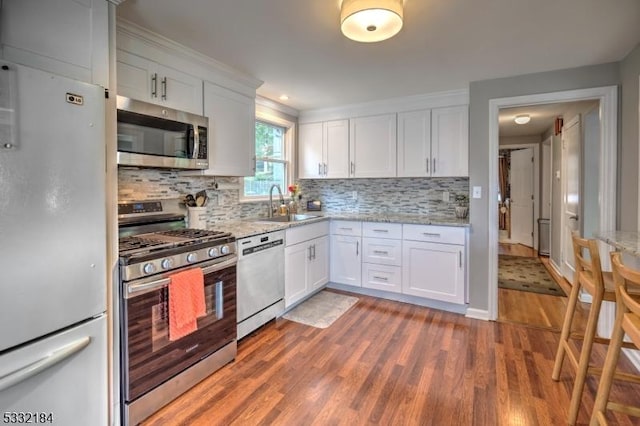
left=168, top=268, right=206, bottom=341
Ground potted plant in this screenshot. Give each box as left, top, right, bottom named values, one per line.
left=455, top=194, right=469, bottom=219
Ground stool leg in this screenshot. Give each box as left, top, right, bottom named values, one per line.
left=589, top=309, right=626, bottom=426
left=553, top=280, right=581, bottom=381
left=568, top=293, right=602, bottom=425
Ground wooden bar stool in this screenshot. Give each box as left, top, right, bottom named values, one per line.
left=552, top=233, right=640, bottom=424
left=590, top=252, right=640, bottom=425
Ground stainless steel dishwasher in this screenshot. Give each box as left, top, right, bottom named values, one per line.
left=236, top=230, right=285, bottom=339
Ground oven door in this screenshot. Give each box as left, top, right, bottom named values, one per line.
left=121, top=256, right=237, bottom=402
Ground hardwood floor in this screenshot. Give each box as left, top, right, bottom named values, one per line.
left=142, top=291, right=640, bottom=425
left=498, top=243, right=589, bottom=332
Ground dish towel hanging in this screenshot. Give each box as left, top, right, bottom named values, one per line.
left=168, top=268, right=206, bottom=341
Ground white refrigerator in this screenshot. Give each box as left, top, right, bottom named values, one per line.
left=0, top=61, right=108, bottom=425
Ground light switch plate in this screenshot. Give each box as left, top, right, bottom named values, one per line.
left=472, top=186, right=482, bottom=199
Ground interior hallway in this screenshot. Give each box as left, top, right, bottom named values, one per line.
left=498, top=243, right=589, bottom=333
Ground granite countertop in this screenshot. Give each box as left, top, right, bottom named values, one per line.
left=595, top=231, right=640, bottom=256
left=211, top=213, right=469, bottom=239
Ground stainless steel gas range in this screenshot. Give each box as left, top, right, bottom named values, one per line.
left=117, top=200, right=237, bottom=425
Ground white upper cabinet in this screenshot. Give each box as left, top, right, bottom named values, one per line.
left=0, top=0, right=108, bottom=87
left=298, top=120, right=349, bottom=179
left=201, top=81, right=256, bottom=177
left=116, top=50, right=203, bottom=115
left=397, top=109, right=431, bottom=177
left=349, top=114, right=397, bottom=178
left=431, top=105, right=468, bottom=177
left=398, top=106, right=469, bottom=177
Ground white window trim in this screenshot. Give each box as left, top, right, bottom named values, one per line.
left=239, top=110, right=296, bottom=203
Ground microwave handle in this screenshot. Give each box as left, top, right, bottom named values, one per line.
left=191, top=127, right=199, bottom=159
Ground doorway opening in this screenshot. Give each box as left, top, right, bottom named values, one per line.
left=494, top=96, right=612, bottom=330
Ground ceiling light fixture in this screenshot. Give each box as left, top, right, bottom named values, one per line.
left=514, top=114, right=531, bottom=125
left=279, top=95, right=289, bottom=101
left=340, top=0, right=404, bottom=43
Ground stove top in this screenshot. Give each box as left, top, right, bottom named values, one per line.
left=118, top=229, right=233, bottom=257
left=117, top=199, right=237, bottom=282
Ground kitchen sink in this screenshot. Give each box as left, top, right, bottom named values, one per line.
left=255, top=214, right=322, bottom=223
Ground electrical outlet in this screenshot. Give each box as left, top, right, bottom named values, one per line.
left=352, top=191, right=358, bottom=200
left=442, top=191, right=450, bottom=202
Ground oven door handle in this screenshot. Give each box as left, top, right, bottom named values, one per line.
left=126, top=256, right=238, bottom=296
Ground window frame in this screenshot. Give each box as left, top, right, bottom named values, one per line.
left=239, top=110, right=296, bottom=203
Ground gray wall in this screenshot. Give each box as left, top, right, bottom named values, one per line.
left=620, top=43, right=640, bottom=230
left=468, top=62, right=620, bottom=312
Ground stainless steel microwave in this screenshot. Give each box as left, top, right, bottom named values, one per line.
left=116, top=96, right=209, bottom=170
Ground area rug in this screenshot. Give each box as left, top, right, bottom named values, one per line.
left=498, top=255, right=565, bottom=296
left=282, top=291, right=359, bottom=329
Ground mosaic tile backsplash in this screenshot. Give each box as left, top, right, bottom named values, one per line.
left=118, top=168, right=469, bottom=224
left=299, top=177, right=469, bottom=216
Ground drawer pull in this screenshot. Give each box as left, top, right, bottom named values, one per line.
left=373, top=250, right=389, bottom=255
left=340, top=227, right=353, bottom=231
left=422, top=232, right=441, bottom=237
left=373, top=276, right=388, bottom=281
left=373, top=229, right=389, bottom=233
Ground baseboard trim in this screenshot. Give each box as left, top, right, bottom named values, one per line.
left=465, top=308, right=490, bottom=321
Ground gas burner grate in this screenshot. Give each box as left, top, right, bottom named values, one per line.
left=157, top=229, right=231, bottom=240
left=119, top=235, right=173, bottom=252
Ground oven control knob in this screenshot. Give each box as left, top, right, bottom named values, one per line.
left=186, top=252, right=198, bottom=263
left=208, top=247, right=219, bottom=258
left=143, top=263, right=156, bottom=275
left=161, top=258, right=173, bottom=270
left=220, top=245, right=230, bottom=255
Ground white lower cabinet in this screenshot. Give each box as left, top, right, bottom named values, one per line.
left=362, top=262, right=401, bottom=293
left=329, top=220, right=362, bottom=287
left=285, top=222, right=330, bottom=308
left=402, top=225, right=466, bottom=304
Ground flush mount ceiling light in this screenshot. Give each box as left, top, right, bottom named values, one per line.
left=514, top=114, right=531, bottom=125
left=279, top=94, right=289, bottom=101
left=341, top=0, right=404, bottom=43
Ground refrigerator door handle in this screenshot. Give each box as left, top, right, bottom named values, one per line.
left=0, top=337, right=91, bottom=392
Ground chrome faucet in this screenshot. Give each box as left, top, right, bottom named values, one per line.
left=268, top=184, right=286, bottom=217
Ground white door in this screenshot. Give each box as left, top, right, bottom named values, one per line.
left=510, top=148, right=534, bottom=247
left=330, top=235, right=362, bottom=287
left=324, top=120, right=350, bottom=178
left=298, top=122, right=323, bottom=178
left=561, top=116, right=581, bottom=280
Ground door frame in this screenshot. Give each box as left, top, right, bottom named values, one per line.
left=488, top=86, right=617, bottom=321
left=560, top=115, right=581, bottom=281
left=498, top=143, right=540, bottom=249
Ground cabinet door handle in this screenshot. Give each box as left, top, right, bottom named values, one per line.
left=433, top=158, right=436, bottom=174
left=151, top=73, right=158, bottom=98
left=356, top=240, right=359, bottom=256
left=426, top=158, right=429, bottom=173
left=373, top=276, right=388, bottom=281
left=459, top=251, right=462, bottom=268
left=161, top=77, right=167, bottom=100
left=312, top=244, right=316, bottom=260
left=373, top=250, right=389, bottom=255
left=324, top=163, right=328, bottom=176
left=308, top=246, right=313, bottom=261
left=318, top=163, right=322, bottom=176
left=350, top=161, right=355, bottom=175
left=422, top=232, right=441, bottom=237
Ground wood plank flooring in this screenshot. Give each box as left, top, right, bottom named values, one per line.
left=142, top=291, right=640, bottom=426
left=498, top=243, right=589, bottom=332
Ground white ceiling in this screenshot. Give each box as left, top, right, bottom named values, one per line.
left=116, top=0, right=640, bottom=112
left=499, top=101, right=597, bottom=138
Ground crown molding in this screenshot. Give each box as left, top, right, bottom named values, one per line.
left=298, top=88, right=469, bottom=123
left=116, top=19, right=263, bottom=92
left=256, top=95, right=299, bottom=117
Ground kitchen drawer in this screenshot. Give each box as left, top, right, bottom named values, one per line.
left=362, top=263, right=401, bottom=293
left=362, top=222, right=402, bottom=239
left=286, top=221, right=329, bottom=247
left=402, top=224, right=465, bottom=245
left=362, top=237, right=402, bottom=266
left=330, top=220, right=362, bottom=237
